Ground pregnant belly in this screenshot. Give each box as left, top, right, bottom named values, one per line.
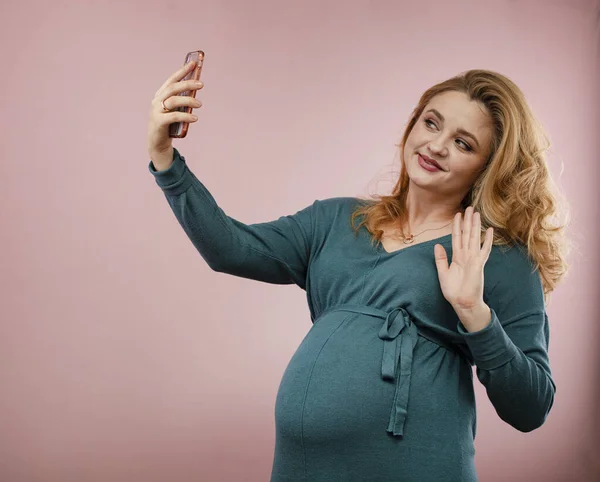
left=274, top=309, right=474, bottom=450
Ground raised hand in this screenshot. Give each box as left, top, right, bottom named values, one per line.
left=434, top=206, right=494, bottom=331
left=147, top=60, right=204, bottom=170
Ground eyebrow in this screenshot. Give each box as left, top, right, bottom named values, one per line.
left=425, top=109, right=481, bottom=149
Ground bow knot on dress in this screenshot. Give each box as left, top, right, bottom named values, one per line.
left=378, top=306, right=419, bottom=436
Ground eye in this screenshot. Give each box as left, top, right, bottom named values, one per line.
left=424, top=118, right=473, bottom=151
left=456, top=139, right=472, bottom=151
left=424, top=118, right=437, bottom=129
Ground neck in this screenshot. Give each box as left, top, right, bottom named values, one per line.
left=404, top=184, right=463, bottom=231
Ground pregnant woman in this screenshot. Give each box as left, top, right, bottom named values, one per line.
left=146, top=60, right=568, bottom=481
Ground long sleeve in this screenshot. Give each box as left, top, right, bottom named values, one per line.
left=456, top=245, right=556, bottom=432
left=148, top=148, right=315, bottom=289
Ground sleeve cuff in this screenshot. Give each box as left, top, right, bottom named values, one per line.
left=148, top=148, right=193, bottom=195
left=458, top=308, right=518, bottom=370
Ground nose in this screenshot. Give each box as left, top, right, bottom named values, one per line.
left=427, top=137, right=448, bottom=156
left=429, top=142, right=447, bottom=157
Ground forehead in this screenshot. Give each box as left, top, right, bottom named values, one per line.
left=425, top=91, right=491, bottom=128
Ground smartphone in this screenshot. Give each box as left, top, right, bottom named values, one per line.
left=169, top=50, right=204, bottom=138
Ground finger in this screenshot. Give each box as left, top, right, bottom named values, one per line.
left=462, top=206, right=472, bottom=250
left=470, top=211, right=481, bottom=251
left=156, top=111, right=199, bottom=127
left=481, top=227, right=494, bottom=262
left=155, top=60, right=197, bottom=97
left=452, top=211, right=462, bottom=254
left=158, top=79, right=204, bottom=107
left=158, top=94, right=202, bottom=113
left=434, top=244, right=449, bottom=275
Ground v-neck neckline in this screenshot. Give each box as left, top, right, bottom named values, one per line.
left=376, top=233, right=453, bottom=256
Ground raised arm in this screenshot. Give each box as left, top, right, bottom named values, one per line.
left=458, top=246, right=556, bottom=432
left=149, top=148, right=315, bottom=289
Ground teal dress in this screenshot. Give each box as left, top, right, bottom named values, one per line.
left=149, top=149, right=555, bottom=482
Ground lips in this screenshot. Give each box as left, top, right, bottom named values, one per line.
left=418, top=153, right=444, bottom=171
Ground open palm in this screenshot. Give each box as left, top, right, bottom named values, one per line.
left=434, top=206, right=494, bottom=311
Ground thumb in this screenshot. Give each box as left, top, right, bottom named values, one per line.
left=434, top=244, right=448, bottom=275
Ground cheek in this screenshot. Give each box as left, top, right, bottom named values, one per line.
left=452, top=160, right=486, bottom=180
left=409, top=124, right=424, bottom=139
left=404, top=132, right=420, bottom=152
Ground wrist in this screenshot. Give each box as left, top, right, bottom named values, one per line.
left=454, top=302, right=491, bottom=333
left=149, top=146, right=174, bottom=172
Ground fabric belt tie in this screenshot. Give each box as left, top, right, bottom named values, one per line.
left=378, top=306, right=418, bottom=436
left=317, top=304, right=421, bottom=437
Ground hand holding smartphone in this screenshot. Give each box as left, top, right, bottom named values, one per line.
left=168, top=50, right=204, bottom=138
left=147, top=50, right=205, bottom=170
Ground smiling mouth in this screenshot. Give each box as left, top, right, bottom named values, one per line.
left=418, top=154, right=445, bottom=171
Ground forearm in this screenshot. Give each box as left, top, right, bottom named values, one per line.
left=477, top=346, right=555, bottom=432
left=459, top=310, right=555, bottom=432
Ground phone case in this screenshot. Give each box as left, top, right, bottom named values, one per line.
left=169, top=50, right=204, bottom=138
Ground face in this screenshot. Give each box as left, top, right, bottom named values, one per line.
left=403, top=90, right=494, bottom=202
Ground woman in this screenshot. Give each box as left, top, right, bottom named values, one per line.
left=147, top=61, right=568, bottom=481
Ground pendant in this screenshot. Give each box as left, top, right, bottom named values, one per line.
left=403, top=234, right=415, bottom=244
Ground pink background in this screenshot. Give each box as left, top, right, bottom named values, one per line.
left=1, top=0, right=599, bottom=480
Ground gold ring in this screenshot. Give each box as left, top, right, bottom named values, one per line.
left=161, top=99, right=170, bottom=112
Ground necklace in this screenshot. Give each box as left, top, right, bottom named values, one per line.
left=400, top=221, right=453, bottom=244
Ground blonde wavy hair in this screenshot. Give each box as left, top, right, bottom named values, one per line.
left=350, top=69, right=570, bottom=298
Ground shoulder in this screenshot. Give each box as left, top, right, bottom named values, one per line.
left=484, top=243, right=545, bottom=317
left=486, top=244, right=536, bottom=281
left=298, top=197, right=370, bottom=238
left=314, top=196, right=367, bottom=209
left=311, top=196, right=368, bottom=218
